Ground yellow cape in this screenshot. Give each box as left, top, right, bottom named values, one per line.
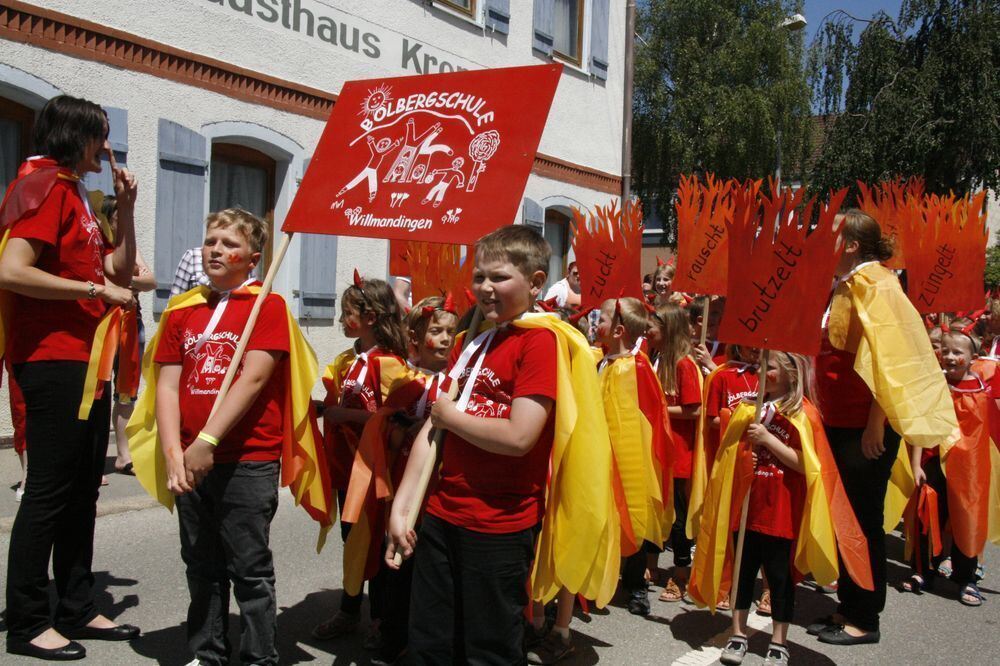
left=687, top=363, right=725, bottom=539
left=125, top=285, right=334, bottom=549
left=689, top=400, right=871, bottom=611
left=515, top=313, right=621, bottom=607
left=600, top=354, right=672, bottom=552
left=827, top=263, right=958, bottom=449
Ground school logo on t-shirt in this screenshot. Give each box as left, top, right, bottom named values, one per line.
left=81, top=213, right=106, bottom=277
left=182, top=330, right=239, bottom=395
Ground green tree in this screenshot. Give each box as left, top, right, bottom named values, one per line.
left=807, top=0, right=1000, bottom=200
left=633, top=0, right=811, bottom=241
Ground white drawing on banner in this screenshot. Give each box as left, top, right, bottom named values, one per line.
left=422, top=158, right=466, bottom=208
left=359, top=84, right=394, bottom=121
left=330, top=199, right=345, bottom=210
left=384, top=119, right=452, bottom=184
left=390, top=193, right=411, bottom=208
left=467, top=130, right=500, bottom=192
left=337, top=135, right=402, bottom=202
left=442, top=208, right=463, bottom=225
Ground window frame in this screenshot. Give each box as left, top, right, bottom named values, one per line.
left=209, top=141, right=278, bottom=276
left=552, top=0, right=586, bottom=67
left=0, top=96, right=35, bottom=186
left=436, top=0, right=477, bottom=20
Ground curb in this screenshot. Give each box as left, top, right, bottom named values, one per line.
left=0, top=494, right=161, bottom=533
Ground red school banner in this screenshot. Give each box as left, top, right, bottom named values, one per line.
left=283, top=64, right=562, bottom=243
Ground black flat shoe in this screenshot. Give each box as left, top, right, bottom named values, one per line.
left=58, top=623, right=140, bottom=641
left=817, top=626, right=880, bottom=645
left=806, top=615, right=839, bottom=636
left=7, top=638, right=86, bottom=661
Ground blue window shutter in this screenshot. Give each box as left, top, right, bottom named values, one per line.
left=296, top=157, right=338, bottom=321
left=485, top=0, right=510, bottom=34
left=522, top=197, right=544, bottom=231
left=82, top=107, right=128, bottom=195
left=533, top=0, right=555, bottom=56
left=154, top=119, right=207, bottom=314
left=590, top=0, right=610, bottom=81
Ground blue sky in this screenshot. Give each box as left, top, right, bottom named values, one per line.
left=801, top=0, right=903, bottom=44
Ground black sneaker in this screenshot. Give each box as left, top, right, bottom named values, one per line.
left=627, top=588, right=650, bottom=616
left=526, top=631, right=574, bottom=665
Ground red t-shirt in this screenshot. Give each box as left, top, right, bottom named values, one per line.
left=7, top=172, right=113, bottom=364
left=155, top=289, right=290, bottom=464
left=665, top=355, right=702, bottom=479
left=705, top=364, right=759, bottom=463
left=815, top=336, right=873, bottom=428
left=739, top=408, right=806, bottom=539
left=426, top=326, right=558, bottom=534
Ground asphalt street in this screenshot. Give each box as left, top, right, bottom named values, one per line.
left=0, top=456, right=997, bottom=665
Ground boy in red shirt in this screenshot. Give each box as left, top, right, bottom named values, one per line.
left=154, top=209, right=290, bottom=666
left=387, top=225, right=558, bottom=664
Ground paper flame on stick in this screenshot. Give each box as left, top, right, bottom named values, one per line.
left=402, top=241, right=476, bottom=307
left=571, top=199, right=645, bottom=315
left=672, top=173, right=735, bottom=296
left=857, top=177, right=925, bottom=270
left=903, top=190, right=988, bottom=315
left=717, top=183, right=847, bottom=356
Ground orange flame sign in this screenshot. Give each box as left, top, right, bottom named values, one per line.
left=718, top=184, right=847, bottom=356
left=403, top=241, right=475, bottom=306
left=672, top=174, right=735, bottom=296
left=571, top=199, right=644, bottom=314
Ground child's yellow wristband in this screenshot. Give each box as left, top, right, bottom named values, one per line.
left=197, top=431, right=220, bottom=447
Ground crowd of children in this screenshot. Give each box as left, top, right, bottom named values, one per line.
left=4, top=162, right=998, bottom=665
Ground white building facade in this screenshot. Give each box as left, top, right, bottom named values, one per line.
left=0, top=0, right=625, bottom=438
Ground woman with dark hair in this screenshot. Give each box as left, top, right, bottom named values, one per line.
left=809, top=210, right=956, bottom=646
left=0, top=94, right=140, bottom=660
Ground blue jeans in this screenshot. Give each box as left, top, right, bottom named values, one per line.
left=176, top=460, right=280, bottom=666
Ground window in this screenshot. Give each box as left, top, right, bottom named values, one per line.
left=0, top=97, right=34, bottom=189
left=437, top=0, right=476, bottom=18
left=553, top=0, right=584, bottom=65
left=209, top=142, right=276, bottom=275
left=543, top=208, right=571, bottom=291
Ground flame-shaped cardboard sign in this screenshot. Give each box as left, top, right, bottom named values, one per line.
left=672, top=174, right=734, bottom=296
left=283, top=64, right=562, bottom=243
left=571, top=199, right=644, bottom=315
left=904, top=191, right=988, bottom=314
left=403, top=241, right=475, bottom=306
left=718, top=184, right=847, bottom=356
left=856, top=177, right=925, bottom=270
left=389, top=239, right=410, bottom=277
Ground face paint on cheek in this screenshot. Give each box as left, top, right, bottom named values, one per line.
left=425, top=338, right=439, bottom=350
left=226, top=252, right=242, bottom=265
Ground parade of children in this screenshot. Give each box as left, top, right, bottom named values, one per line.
left=1, top=95, right=999, bottom=666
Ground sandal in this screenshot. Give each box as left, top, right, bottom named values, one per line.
left=756, top=589, right=772, bottom=616
left=959, top=583, right=985, bottom=607
left=716, top=596, right=731, bottom=611
left=658, top=577, right=684, bottom=603
left=899, top=574, right=929, bottom=594
left=937, top=557, right=953, bottom=578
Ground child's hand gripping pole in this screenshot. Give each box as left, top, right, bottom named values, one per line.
left=728, top=347, right=770, bottom=609
left=391, top=306, right=483, bottom=567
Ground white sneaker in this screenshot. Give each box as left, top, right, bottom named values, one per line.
left=184, top=660, right=204, bottom=666
left=15, top=485, right=24, bottom=502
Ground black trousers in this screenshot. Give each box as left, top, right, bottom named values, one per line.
left=733, top=531, right=795, bottom=623
left=912, top=456, right=978, bottom=586
left=622, top=540, right=663, bottom=592
left=405, top=514, right=535, bottom=666
left=670, top=479, right=693, bottom=568
left=827, top=425, right=901, bottom=633
left=176, top=461, right=280, bottom=666
left=336, top=490, right=387, bottom=619
left=5, top=361, right=110, bottom=642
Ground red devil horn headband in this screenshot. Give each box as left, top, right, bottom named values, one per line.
left=353, top=268, right=364, bottom=289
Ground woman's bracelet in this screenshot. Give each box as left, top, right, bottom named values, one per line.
left=86, top=280, right=96, bottom=300
left=197, top=431, right=220, bottom=447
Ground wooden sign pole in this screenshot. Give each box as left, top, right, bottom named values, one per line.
left=728, top=347, right=770, bottom=608
left=699, top=296, right=711, bottom=347
left=393, top=306, right=484, bottom=566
